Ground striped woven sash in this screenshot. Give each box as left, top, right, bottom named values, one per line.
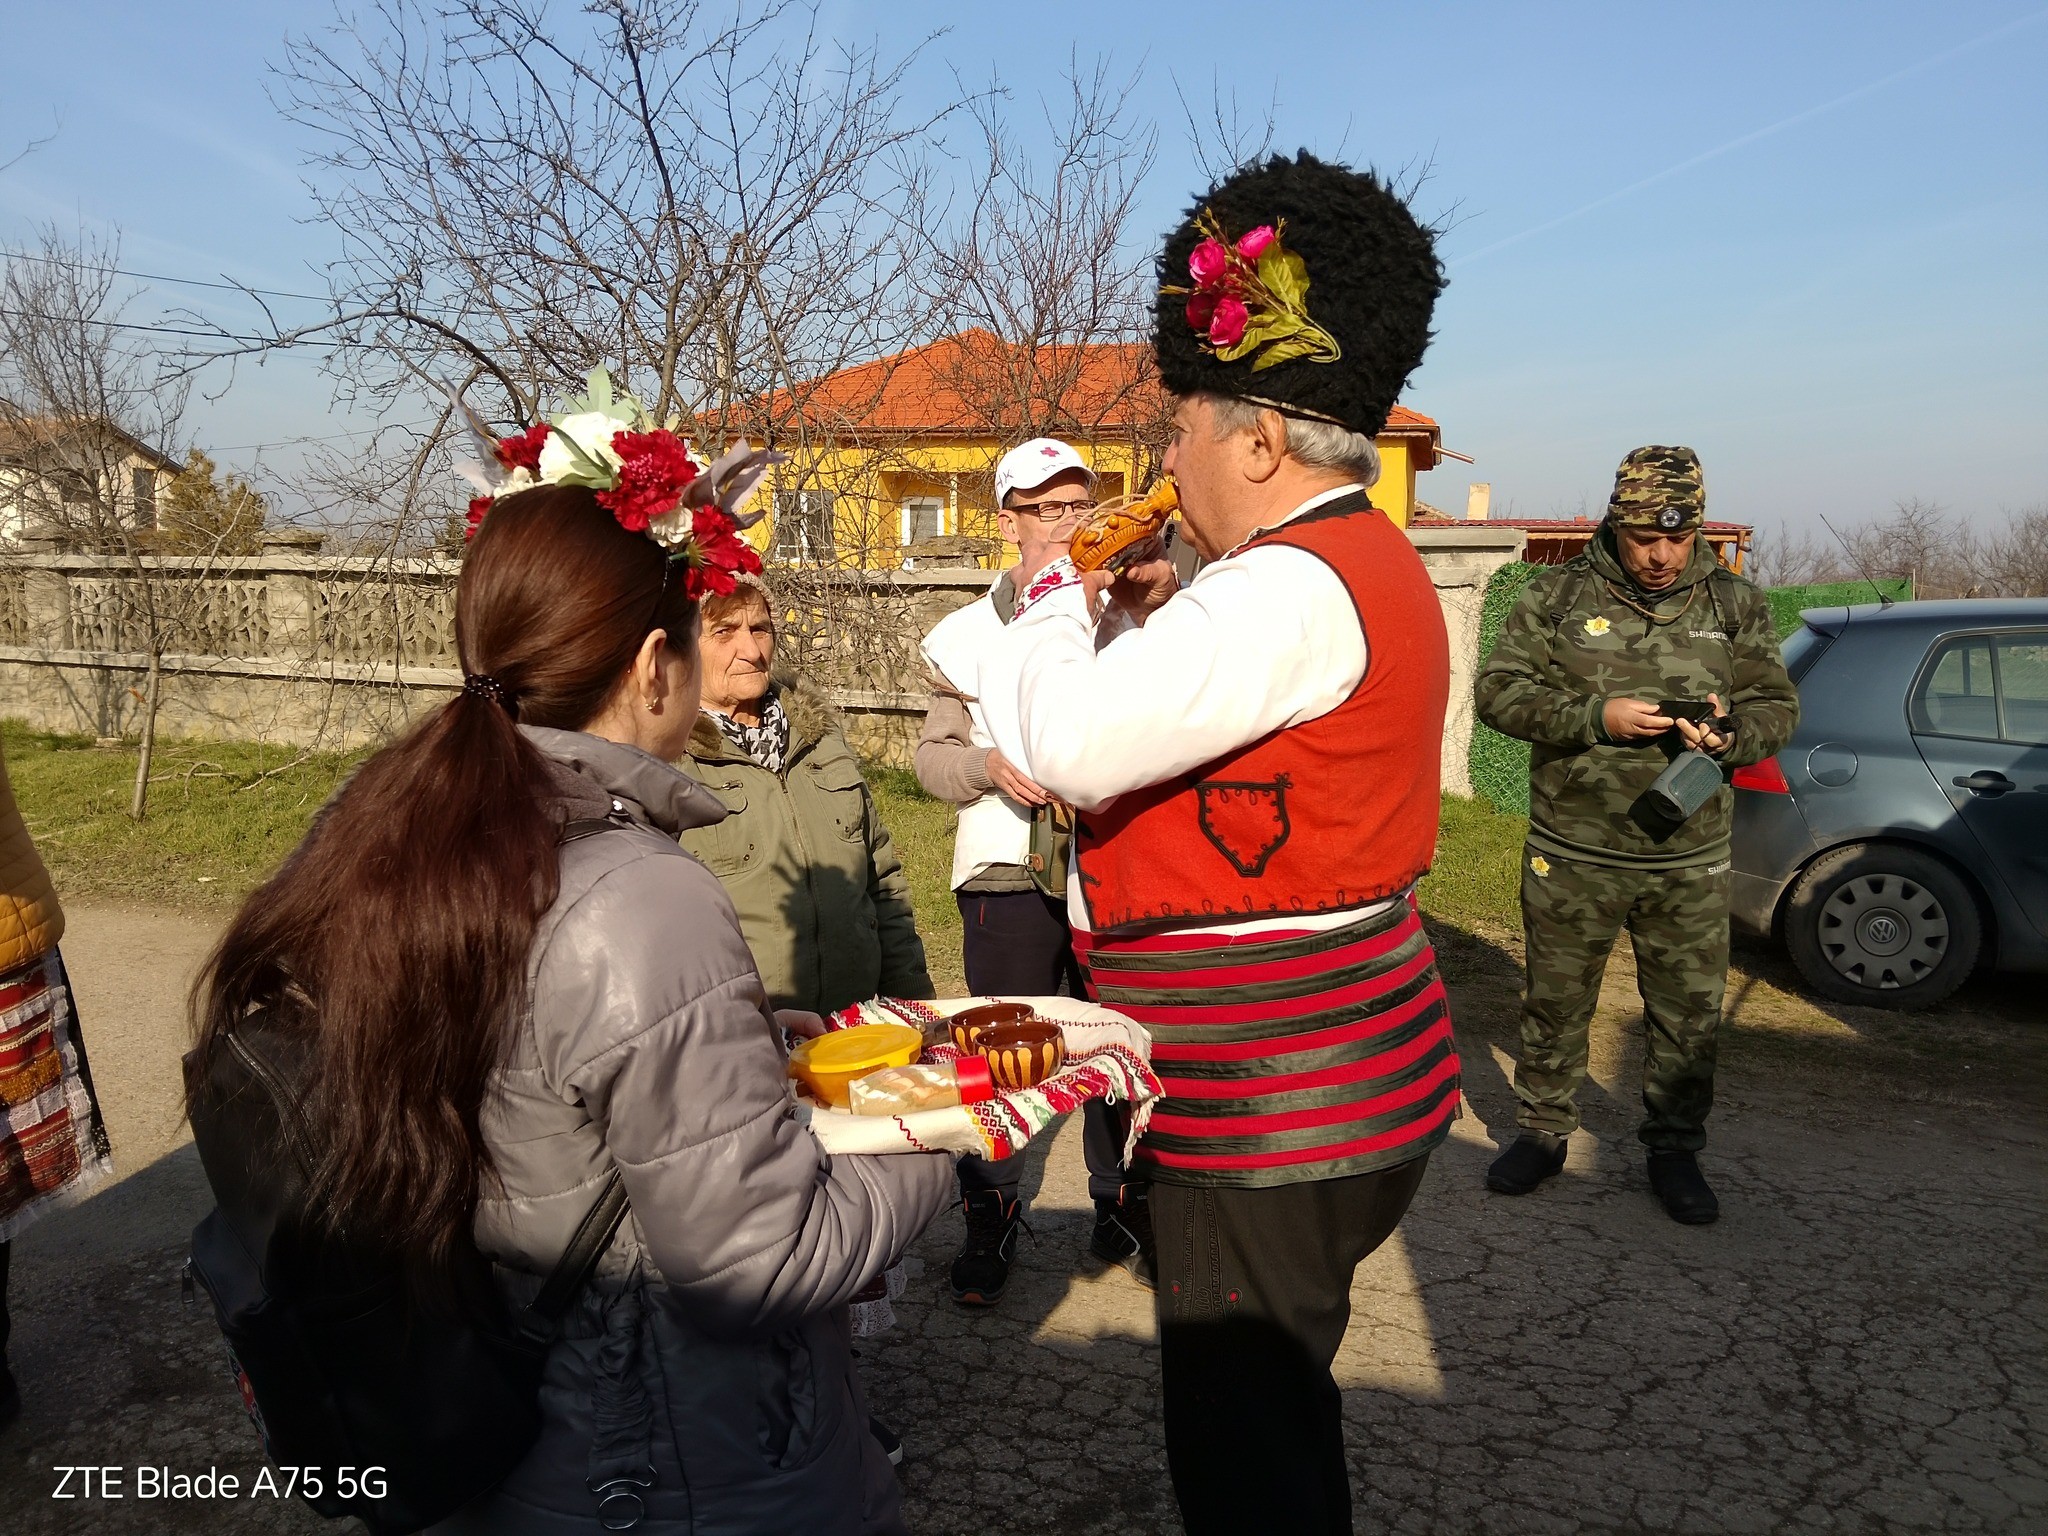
left=1078, top=898, right=1460, bottom=1186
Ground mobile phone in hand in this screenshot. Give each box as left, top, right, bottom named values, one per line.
left=1656, top=699, right=1723, bottom=725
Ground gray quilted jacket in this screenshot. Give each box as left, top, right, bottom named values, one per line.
left=433, top=727, right=954, bottom=1535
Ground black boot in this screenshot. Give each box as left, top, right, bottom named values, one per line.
left=1647, top=1151, right=1719, bottom=1224
left=1485, top=1130, right=1569, bottom=1195
left=1089, top=1186, right=1156, bottom=1291
left=949, top=1190, right=1026, bottom=1305
left=0, top=1362, right=18, bottom=1433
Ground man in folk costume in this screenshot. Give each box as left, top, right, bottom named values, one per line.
left=978, top=152, right=1457, bottom=1536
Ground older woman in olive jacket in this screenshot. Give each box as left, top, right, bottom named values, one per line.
left=678, top=582, right=933, bottom=1014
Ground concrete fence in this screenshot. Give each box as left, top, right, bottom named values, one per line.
left=0, top=525, right=1525, bottom=793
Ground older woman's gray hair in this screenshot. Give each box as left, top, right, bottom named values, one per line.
left=698, top=570, right=773, bottom=629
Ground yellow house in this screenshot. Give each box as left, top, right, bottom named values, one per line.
left=736, top=329, right=1446, bottom=567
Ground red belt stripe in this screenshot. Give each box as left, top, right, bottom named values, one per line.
left=1083, top=913, right=1421, bottom=991
left=1139, top=1111, right=1451, bottom=1173
left=1149, top=1054, right=1461, bottom=1136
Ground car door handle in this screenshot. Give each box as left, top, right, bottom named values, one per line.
left=1952, top=771, right=2015, bottom=796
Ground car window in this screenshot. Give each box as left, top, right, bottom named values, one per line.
left=1782, top=624, right=1833, bottom=684
left=1997, top=639, right=2048, bottom=746
left=1910, top=637, right=1997, bottom=740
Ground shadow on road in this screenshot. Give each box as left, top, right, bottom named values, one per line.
left=2, top=914, right=2042, bottom=1535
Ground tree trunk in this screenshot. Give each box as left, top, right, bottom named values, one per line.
left=130, top=652, right=162, bottom=821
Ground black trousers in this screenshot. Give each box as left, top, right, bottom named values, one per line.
left=1152, top=1156, right=1430, bottom=1536
left=954, top=889, right=1128, bottom=1205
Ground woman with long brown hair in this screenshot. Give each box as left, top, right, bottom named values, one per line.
left=188, top=425, right=952, bottom=1533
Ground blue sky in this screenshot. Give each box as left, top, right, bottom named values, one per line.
left=1, top=1, right=2042, bottom=535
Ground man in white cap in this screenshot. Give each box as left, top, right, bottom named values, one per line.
left=914, top=437, right=1151, bottom=1306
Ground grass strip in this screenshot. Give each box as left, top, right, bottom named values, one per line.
left=4, top=721, right=1526, bottom=994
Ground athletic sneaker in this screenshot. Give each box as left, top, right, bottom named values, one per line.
left=1090, top=1187, right=1157, bottom=1291
left=949, top=1190, right=1026, bottom=1305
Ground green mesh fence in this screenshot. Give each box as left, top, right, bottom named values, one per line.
left=1764, top=578, right=1913, bottom=638
left=1468, top=561, right=1542, bottom=815
left=1463, top=565, right=1913, bottom=816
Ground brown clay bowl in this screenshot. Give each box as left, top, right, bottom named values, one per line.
left=977, top=1020, right=1067, bottom=1092
left=948, top=1001, right=1034, bottom=1056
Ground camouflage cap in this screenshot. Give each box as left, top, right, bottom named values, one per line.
left=1607, top=445, right=1705, bottom=532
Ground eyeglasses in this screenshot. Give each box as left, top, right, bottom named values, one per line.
left=1008, top=498, right=1097, bottom=522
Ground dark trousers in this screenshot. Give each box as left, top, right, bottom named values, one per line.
left=955, top=889, right=1128, bottom=1205
left=0, top=1238, right=9, bottom=1360
left=1153, top=1157, right=1430, bottom=1536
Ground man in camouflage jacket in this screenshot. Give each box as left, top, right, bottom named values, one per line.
left=1474, top=446, right=1798, bottom=1223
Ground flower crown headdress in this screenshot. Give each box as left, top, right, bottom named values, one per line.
left=448, top=368, right=782, bottom=600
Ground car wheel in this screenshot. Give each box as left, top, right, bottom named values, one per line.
left=1783, top=843, right=1983, bottom=1010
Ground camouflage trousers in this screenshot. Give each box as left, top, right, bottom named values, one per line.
left=1514, top=846, right=1731, bottom=1152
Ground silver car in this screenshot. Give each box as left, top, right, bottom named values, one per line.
left=1730, top=597, right=2048, bottom=1009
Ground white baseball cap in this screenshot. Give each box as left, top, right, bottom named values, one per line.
left=994, top=438, right=1095, bottom=507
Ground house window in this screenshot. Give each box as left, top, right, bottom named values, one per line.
left=131, top=468, right=158, bottom=526
left=900, top=496, right=944, bottom=546
left=772, top=490, right=835, bottom=564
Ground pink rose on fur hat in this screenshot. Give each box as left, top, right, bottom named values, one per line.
left=1188, top=237, right=1228, bottom=288
left=1186, top=290, right=1219, bottom=333
left=1235, top=225, right=1276, bottom=260
left=1207, top=296, right=1250, bottom=347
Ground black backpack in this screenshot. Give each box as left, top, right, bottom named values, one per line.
left=183, top=820, right=631, bottom=1535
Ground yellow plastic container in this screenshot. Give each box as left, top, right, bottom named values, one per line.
left=788, top=1023, right=923, bottom=1108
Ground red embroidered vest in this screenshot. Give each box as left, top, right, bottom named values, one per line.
left=1075, top=494, right=1449, bottom=935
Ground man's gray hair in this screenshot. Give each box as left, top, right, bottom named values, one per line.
left=1205, top=394, right=1381, bottom=487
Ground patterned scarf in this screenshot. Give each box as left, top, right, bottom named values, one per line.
left=710, top=690, right=791, bottom=774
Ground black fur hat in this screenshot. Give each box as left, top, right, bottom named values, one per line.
left=1153, top=151, right=1443, bottom=438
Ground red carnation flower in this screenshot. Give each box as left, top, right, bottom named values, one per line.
left=681, top=508, right=763, bottom=599
left=493, top=424, right=550, bottom=474
left=597, top=429, right=701, bottom=533
left=465, top=494, right=493, bottom=540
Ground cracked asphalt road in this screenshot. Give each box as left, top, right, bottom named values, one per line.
left=2, top=905, right=2041, bottom=1534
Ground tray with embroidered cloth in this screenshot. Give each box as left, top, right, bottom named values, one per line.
left=795, top=995, right=1160, bottom=1162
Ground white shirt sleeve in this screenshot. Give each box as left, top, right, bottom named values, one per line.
left=977, top=546, right=1369, bottom=813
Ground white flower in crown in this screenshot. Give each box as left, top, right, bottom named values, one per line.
left=645, top=500, right=696, bottom=552
left=538, top=410, right=627, bottom=488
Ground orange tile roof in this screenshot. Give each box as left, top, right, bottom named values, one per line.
left=731, top=330, right=1439, bottom=443
left=734, top=329, right=1158, bottom=437
left=1382, top=404, right=1437, bottom=433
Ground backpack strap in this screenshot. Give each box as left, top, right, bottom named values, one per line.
left=559, top=812, right=633, bottom=844
left=519, top=1171, right=631, bottom=1339
left=1705, top=566, right=1741, bottom=635
left=1546, top=562, right=1596, bottom=630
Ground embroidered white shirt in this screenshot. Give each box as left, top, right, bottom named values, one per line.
left=977, top=484, right=1389, bottom=937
